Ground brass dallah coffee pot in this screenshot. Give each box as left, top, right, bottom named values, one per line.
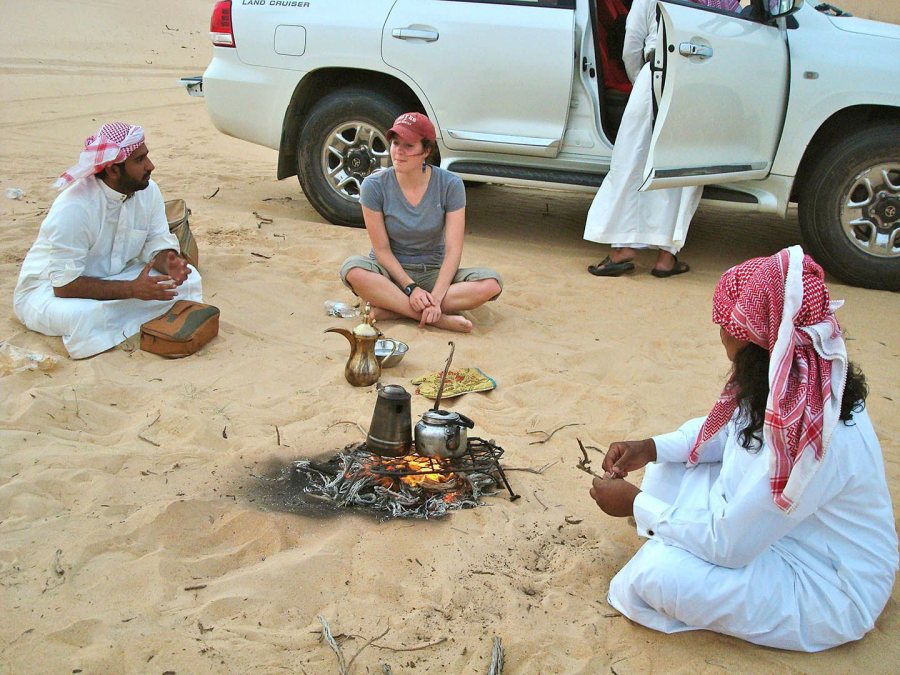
left=325, top=304, right=383, bottom=387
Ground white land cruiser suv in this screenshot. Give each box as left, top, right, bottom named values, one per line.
left=183, top=0, right=900, bottom=291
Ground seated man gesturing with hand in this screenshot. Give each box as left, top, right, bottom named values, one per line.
left=14, top=122, right=202, bottom=359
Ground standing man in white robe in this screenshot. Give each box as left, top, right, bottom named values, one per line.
left=13, top=122, right=202, bottom=359
left=584, top=0, right=738, bottom=277
left=588, top=246, right=897, bottom=651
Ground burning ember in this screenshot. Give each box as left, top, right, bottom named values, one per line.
left=275, top=438, right=517, bottom=520
left=375, top=453, right=460, bottom=491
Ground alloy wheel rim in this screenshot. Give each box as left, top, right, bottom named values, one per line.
left=839, top=162, right=900, bottom=259
left=320, top=121, right=390, bottom=203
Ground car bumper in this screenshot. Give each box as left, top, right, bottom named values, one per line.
left=198, top=49, right=307, bottom=152
left=179, top=76, right=204, bottom=97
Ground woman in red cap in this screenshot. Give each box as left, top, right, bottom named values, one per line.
left=588, top=246, right=897, bottom=651
left=340, top=112, right=502, bottom=332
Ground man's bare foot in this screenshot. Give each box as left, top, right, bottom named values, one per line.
left=609, top=247, right=637, bottom=264
left=650, top=251, right=690, bottom=277
left=433, top=314, right=473, bottom=333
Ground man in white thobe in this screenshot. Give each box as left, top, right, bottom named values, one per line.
left=584, top=0, right=738, bottom=277
left=588, top=247, right=898, bottom=651
left=13, top=122, right=202, bottom=359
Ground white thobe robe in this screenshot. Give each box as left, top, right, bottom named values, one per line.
left=608, top=410, right=898, bottom=652
left=13, top=176, right=202, bottom=359
left=584, top=0, right=701, bottom=253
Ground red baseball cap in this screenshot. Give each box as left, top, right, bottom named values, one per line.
left=386, top=112, right=436, bottom=144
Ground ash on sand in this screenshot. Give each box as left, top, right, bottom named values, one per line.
left=249, top=443, right=502, bottom=520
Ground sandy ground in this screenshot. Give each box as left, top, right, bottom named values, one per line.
left=1, top=1, right=898, bottom=673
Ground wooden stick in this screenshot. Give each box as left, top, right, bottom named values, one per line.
left=504, top=460, right=558, bottom=475
left=576, top=438, right=604, bottom=479
left=432, top=341, right=455, bottom=411
left=526, top=422, right=581, bottom=445
left=371, top=637, right=447, bottom=652
left=327, top=420, right=367, bottom=436
left=488, top=636, right=504, bottom=675
left=318, top=615, right=347, bottom=674
left=345, top=626, right=390, bottom=672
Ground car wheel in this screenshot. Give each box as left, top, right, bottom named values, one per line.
left=798, top=124, right=900, bottom=291
left=297, top=88, right=405, bottom=227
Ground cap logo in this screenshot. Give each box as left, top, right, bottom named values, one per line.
left=396, top=113, right=419, bottom=126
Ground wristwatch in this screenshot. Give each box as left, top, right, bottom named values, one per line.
left=403, top=282, right=419, bottom=296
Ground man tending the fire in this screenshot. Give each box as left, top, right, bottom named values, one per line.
left=588, top=246, right=897, bottom=651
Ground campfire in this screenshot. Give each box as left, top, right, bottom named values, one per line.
left=258, top=355, right=519, bottom=519
left=282, top=438, right=518, bottom=520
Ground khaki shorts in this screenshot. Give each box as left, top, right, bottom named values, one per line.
left=340, top=255, right=503, bottom=297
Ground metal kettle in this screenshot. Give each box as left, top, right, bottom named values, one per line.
left=366, top=384, right=412, bottom=456
left=413, top=339, right=475, bottom=458
left=325, top=305, right=382, bottom=387
left=414, top=409, right=475, bottom=459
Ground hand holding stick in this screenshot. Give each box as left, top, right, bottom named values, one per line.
left=576, top=438, right=605, bottom=479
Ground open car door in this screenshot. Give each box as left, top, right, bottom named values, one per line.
left=383, top=0, right=574, bottom=159
left=642, top=0, right=790, bottom=189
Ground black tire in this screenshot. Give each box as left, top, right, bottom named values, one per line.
left=798, top=124, right=900, bottom=291
left=297, top=88, right=405, bottom=227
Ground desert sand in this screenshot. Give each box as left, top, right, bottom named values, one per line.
left=1, top=1, right=898, bottom=673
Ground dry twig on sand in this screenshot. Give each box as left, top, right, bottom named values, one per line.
left=318, top=615, right=346, bottom=673
left=488, top=636, right=505, bottom=675
left=504, top=460, right=557, bottom=475
left=327, top=420, right=367, bottom=437
left=372, top=637, right=447, bottom=652
left=319, top=616, right=391, bottom=674
left=526, top=423, right=581, bottom=445
left=138, top=411, right=162, bottom=447
left=345, top=626, right=390, bottom=673
left=52, top=549, right=64, bottom=577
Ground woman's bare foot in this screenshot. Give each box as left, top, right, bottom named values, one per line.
left=368, top=305, right=472, bottom=332
left=370, top=306, right=404, bottom=321
left=434, top=314, right=473, bottom=333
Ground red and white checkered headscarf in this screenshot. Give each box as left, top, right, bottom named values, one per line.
left=53, top=122, right=145, bottom=190
left=689, top=246, right=848, bottom=512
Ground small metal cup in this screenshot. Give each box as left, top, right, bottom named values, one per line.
left=374, top=338, right=408, bottom=368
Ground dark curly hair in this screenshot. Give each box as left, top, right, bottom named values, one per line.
left=730, top=343, right=868, bottom=449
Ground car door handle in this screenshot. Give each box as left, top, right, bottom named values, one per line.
left=678, top=42, right=713, bottom=58
left=392, top=28, right=439, bottom=42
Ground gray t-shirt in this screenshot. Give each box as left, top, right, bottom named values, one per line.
left=360, top=166, right=466, bottom=266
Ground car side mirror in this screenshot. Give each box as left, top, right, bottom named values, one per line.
left=770, top=0, right=803, bottom=18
